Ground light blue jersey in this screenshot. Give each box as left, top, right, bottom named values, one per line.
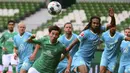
left=56, top=33, right=79, bottom=73
left=58, top=33, right=79, bottom=59
left=13, top=32, right=34, bottom=60
left=118, top=40, right=130, bottom=73
left=120, top=40, right=130, bottom=63
left=13, top=32, right=34, bottom=72
left=100, top=30, right=124, bottom=72
left=71, top=29, right=101, bottom=72
left=76, top=29, right=100, bottom=62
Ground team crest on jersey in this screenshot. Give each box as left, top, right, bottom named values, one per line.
left=19, top=44, right=25, bottom=52
left=79, top=32, right=84, bottom=37
left=7, top=38, right=13, bottom=42
left=43, top=50, right=54, bottom=57
left=123, top=48, right=129, bottom=53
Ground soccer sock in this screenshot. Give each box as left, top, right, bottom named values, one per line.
left=3, top=67, right=8, bottom=73
left=12, top=65, right=16, bottom=73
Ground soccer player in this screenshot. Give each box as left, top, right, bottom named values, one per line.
left=56, top=22, right=79, bottom=73
left=65, top=8, right=116, bottom=73
left=118, top=28, right=130, bottom=73
left=100, top=25, right=130, bottom=73
left=0, top=20, right=18, bottom=73
left=27, top=25, right=72, bottom=73
left=13, top=22, right=36, bottom=73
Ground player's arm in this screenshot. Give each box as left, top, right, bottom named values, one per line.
left=27, top=34, right=36, bottom=43
left=63, top=50, right=72, bottom=73
left=30, top=44, right=40, bottom=61
left=0, top=34, right=7, bottom=50
left=66, top=38, right=79, bottom=51
left=106, top=8, right=116, bottom=30
left=124, top=37, right=130, bottom=41
left=14, top=47, right=18, bottom=60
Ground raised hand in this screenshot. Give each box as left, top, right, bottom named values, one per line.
left=109, top=7, right=114, bottom=17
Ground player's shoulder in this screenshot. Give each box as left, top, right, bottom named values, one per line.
left=81, top=29, right=90, bottom=34
left=59, top=34, right=65, bottom=38
left=41, top=36, right=49, bottom=41
left=25, top=32, right=32, bottom=35
left=13, top=34, right=19, bottom=39
left=58, top=41, right=66, bottom=48
left=14, top=31, right=18, bottom=34
left=102, top=30, right=109, bottom=35
left=72, top=33, right=78, bottom=36
left=2, top=30, right=8, bottom=35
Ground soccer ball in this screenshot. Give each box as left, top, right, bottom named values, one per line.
left=47, top=1, right=62, bottom=15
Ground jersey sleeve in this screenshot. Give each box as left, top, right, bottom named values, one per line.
left=62, top=45, right=68, bottom=55
left=101, top=33, right=105, bottom=42
left=120, top=33, right=125, bottom=40
left=77, top=31, right=87, bottom=42
left=0, top=33, right=5, bottom=48
left=58, top=36, right=63, bottom=43
left=32, top=37, right=44, bottom=44
left=13, top=36, right=17, bottom=49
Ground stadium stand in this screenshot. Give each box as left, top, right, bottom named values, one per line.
left=0, top=2, right=45, bottom=32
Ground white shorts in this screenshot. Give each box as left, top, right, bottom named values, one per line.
left=28, top=67, right=40, bottom=73
left=2, top=54, right=18, bottom=67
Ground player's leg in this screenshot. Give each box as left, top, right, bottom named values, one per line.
left=28, top=67, right=40, bottom=73
left=71, top=56, right=89, bottom=73
left=56, top=62, right=67, bottom=73
left=77, top=65, right=88, bottom=73
left=20, top=59, right=33, bottom=73
left=100, top=57, right=108, bottom=73
left=2, top=54, right=10, bottom=73
left=11, top=54, right=18, bottom=73
left=118, top=64, right=125, bottom=73
left=100, top=66, right=107, bottom=73
left=107, top=60, right=116, bottom=73
left=124, top=64, right=130, bottom=73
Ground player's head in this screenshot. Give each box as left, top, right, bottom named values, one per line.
left=124, top=28, right=130, bottom=37
left=83, top=16, right=101, bottom=34
left=48, top=25, right=61, bottom=43
left=18, top=21, right=26, bottom=35
left=8, top=20, right=15, bottom=32
left=64, top=22, right=73, bottom=35
left=109, top=25, right=116, bottom=34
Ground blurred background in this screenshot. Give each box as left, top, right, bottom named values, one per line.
left=0, top=0, right=130, bottom=73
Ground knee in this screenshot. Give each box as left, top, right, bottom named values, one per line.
left=100, top=67, right=106, bottom=73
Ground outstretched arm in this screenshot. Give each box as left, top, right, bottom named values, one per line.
left=64, top=53, right=72, bottom=73
left=66, top=38, right=79, bottom=51
left=106, top=8, right=116, bottom=30
left=27, top=34, right=36, bottom=43
left=30, top=44, right=40, bottom=61
left=14, top=47, right=18, bottom=60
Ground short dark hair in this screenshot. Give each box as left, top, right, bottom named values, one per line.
left=48, top=25, right=61, bottom=34
left=64, top=22, right=72, bottom=27
left=124, top=27, right=130, bottom=30
left=8, top=20, right=15, bottom=25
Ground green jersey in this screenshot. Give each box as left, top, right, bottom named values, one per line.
left=0, top=31, right=17, bottom=54
left=32, top=36, right=66, bottom=73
